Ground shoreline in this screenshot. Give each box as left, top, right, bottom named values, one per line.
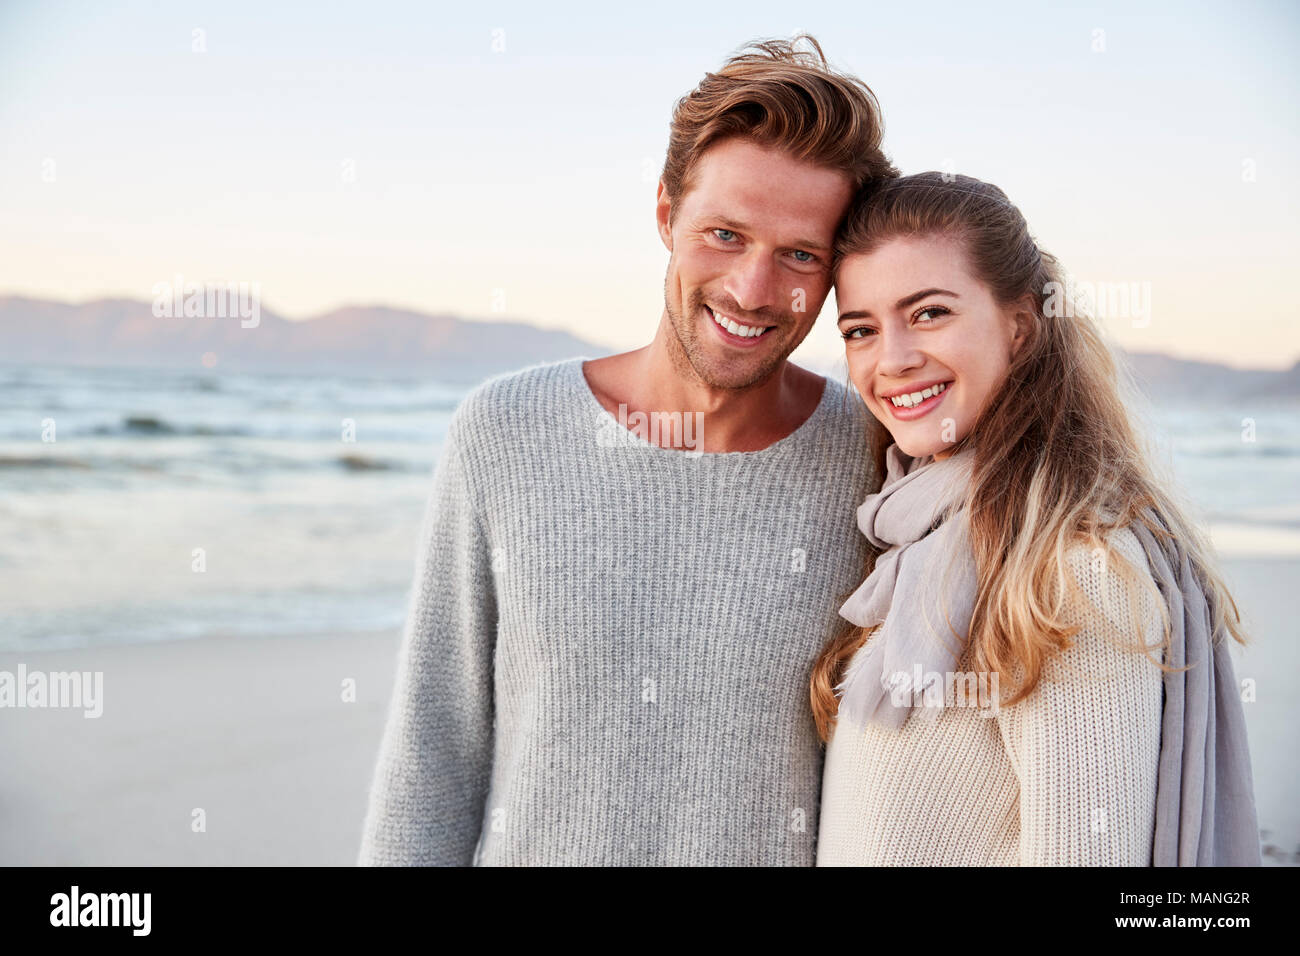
left=1, top=556, right=1295, bottom=866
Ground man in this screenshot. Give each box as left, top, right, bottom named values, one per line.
left=358, top=35, right=896, bottom=866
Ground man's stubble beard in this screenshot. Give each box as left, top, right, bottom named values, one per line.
left=663, top=271, right=796, bottom=392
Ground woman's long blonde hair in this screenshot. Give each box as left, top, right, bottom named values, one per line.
left=810, top=171, right=1247, bottom=744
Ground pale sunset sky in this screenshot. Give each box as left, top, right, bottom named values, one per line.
left=1, top=0, right=1297, bottom=368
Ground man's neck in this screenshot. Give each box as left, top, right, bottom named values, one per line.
left=582, top=316, right=826, bottom=453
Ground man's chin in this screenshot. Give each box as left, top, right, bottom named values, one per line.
left=689, top=346, right=787, bottom=391
left=667, top=304, right=790, bottom=389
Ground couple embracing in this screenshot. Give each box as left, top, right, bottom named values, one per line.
left=359, top=35, right=1259, bottom=867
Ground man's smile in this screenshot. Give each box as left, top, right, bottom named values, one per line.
left=704, top=304, right=777, bottom=345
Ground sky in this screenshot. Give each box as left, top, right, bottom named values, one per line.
left=1, top=0, right=1297, bottom=369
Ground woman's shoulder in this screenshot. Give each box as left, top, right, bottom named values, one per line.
left=1062, top=523, right=1151, bottom=591
left=991, top=524, right=1165, bottom=741
left=1058, top=523, right=1166, bottom=666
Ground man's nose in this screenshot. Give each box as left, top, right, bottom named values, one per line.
left=721, top=250, right=780, bottom=316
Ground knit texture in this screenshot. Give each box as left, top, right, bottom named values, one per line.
left=358, top=357, right=877, bottom=865
left=817, top=525, right=1165, bottom=865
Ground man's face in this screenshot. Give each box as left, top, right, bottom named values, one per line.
left=656, top=137, right=855, bottom=390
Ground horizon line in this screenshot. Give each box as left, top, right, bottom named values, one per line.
left=0, top=288, right=1295, bottom=374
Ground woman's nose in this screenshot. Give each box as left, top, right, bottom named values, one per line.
left=876, top=327, right=924, bottom=377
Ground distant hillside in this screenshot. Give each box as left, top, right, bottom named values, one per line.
left=1, top=295, right=1297, bottom=397
left=1121, top=351, right=1300, bottom=400
left=0, top=296, right=612, bottom=384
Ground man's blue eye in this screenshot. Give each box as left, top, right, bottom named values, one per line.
left=792, top=250, right=813, bottom=263
left=714, top=229, right=736, bottom=241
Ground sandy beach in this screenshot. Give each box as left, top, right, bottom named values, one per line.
left=0, top=628, right=402, bottom=866
left=1, top=557, right=1296, bottom=866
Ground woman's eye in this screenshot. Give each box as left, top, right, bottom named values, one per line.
left=840, top=326, right=875, bottom=341
left=915, top=306, right=948, bottom=323
left=714, top=229, right=737, bottom=242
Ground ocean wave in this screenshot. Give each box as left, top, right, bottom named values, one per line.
left=49, top=413, right=444, bottom=441
left=0, top=450, right=429, bottom=475
left=88, top=416, right=254, bottom=437
left=337, top=454, right=398, bottom=471
left=1176, top=445, right=1300, bottom=459
left=0, top=455, right=92, bottom=469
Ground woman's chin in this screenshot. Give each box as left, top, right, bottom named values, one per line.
left=889, top=432, right=950, bottom=461
left=866, top=404, right=964, bottom=460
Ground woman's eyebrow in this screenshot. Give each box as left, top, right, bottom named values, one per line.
left=837, top=288, right=960, bottom=321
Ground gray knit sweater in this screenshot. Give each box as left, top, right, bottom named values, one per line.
left=357, top=357, right=878, bottom=866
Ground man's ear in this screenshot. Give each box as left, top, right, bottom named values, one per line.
left=655, top=180, right=673, bottom=252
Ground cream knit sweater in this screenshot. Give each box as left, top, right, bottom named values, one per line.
left=817, top=525, right=1165, bottom=866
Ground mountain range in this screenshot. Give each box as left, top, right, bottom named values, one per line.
left=0, top=295, right=610, bottom=385
left=2, top=295, right=1297, bottom=398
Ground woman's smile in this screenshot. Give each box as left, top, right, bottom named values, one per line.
left=878, top=380, right=953, bottom=421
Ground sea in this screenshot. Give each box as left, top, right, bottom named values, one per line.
left=2, top=361, right=1297, bottom=651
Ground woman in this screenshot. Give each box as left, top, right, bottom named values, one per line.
left=811, top=172, right=1260, bottom=866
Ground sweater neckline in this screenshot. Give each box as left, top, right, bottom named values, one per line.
left=566, top=356, right=835, bottom=459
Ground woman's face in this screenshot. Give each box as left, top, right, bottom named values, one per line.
left=835, top=233, right=1029, bottom=461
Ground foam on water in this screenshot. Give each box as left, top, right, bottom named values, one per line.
left=1, top=363, right=1297, bottom=650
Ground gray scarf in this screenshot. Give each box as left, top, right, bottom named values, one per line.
left=835, top=441, right=1261, bottom=866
